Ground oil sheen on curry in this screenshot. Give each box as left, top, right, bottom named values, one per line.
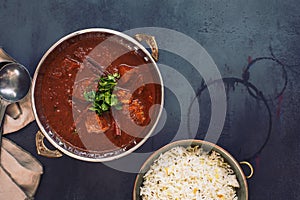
left=34, top=32, right=162, bottom=155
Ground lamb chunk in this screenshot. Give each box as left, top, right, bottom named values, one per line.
left=73, top=47, right=93, bottom=62
left=118, top=64, right=133, bottom=76
left=118, top=64, right=138, bottom=85
left=85, top=112, right=110, bottom=134
left=84, top=56, right=107, bottom=75
left=73, top=78, right=98, bottom=101
left=62, top=57, right=80, bottom=71
left=118, top=64, right=145, bottom=95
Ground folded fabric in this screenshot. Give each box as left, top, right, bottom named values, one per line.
left=0, top=166, right=28, bottom=200
left=0, top=138, right=43, bottom=200
left=3, top=92, right=35, bottom=135
left=0, top=91, right=42, bottom=200
left=0, top=48, right=43, bottom=200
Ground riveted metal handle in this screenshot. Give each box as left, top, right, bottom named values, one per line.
left=134, top=34, right=159, bottom=62
left=35, top=131, right=63, bottom=158
left=240, top=161, right=254, bottom=179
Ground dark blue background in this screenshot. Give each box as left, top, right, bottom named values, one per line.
left=1, top=0, right=300, bottom=199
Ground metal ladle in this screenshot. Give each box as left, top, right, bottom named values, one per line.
left=0, top=63, right=31, bottom=156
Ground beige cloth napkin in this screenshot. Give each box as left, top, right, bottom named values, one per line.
left=0, top=92, right=43, bottom=200
left=3, top=93, right=34, bottom=135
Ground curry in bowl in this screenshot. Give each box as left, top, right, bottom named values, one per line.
left=32, top=29, right=163, bottom=161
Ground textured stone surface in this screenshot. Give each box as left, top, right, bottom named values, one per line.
left=1, top=0, right=300, bottom=199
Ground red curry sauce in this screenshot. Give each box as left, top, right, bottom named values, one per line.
left=34, top=32, right=161, bottom=154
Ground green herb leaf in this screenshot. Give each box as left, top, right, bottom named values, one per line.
left=114, top=104, right=123, bottom=110
left=101, top=103, right=109, bottom=111
left=110, top=94, right=118, bottom=106
left=84, top=91, right=96, bottom=102
left=84, top=73, right=122, bottom=115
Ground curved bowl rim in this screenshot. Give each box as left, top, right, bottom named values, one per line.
left=133, top=139, right=248, bottom=200
left=31, top=28, right=164, bottom=162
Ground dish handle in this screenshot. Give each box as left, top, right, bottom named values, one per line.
left=134, top=34, right=159, bottom=62
left=35, top=131, right=63, bottom=158
left=239, top=161, right=254, bottom=179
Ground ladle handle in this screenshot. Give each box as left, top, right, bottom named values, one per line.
left=0, top=100, right=8, bottom=130
left=0, top=48, right=22, bottom=120
left=0, top=100, right=8, bottom=159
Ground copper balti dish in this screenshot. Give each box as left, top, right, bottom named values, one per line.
left=32, top=28, right=164, bottom=162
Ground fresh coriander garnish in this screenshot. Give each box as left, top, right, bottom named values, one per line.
left=84, top=73, right=122, bottom=115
